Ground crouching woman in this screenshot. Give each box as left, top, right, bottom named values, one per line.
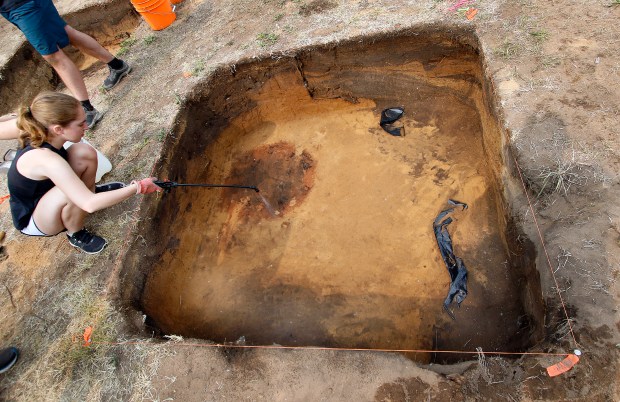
left=8, top=92, right=160, bottom=254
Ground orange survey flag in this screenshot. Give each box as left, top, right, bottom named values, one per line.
left=465, top=8, right=478, bottom=20
left=546, top=354, right=579, bottom=377
left=83, top=326, right=93, bottom=347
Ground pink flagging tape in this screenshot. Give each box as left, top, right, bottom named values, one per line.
left=448, top=0, right=474, bottom=12
left=546, top=354, right=579, bottom=377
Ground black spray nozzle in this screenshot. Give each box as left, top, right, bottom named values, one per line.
left=154, top=180, right=259, bottom=193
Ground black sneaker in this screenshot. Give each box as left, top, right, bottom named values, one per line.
left=85, top=108, right=104, bottom=129
left=95, top=181, right=126, bottom=193
left=67, top=228, right=107, bottom=254
left=0, top=347, right=19, bottom=374
left=103, top=61, right=131, bottom=90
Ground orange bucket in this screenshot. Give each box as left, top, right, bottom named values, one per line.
left=130, top=0, right=176, bottom=31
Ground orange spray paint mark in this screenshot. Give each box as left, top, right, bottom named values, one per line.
left=546, top=354, right=579, bottom=377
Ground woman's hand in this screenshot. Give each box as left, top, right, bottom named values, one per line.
left=132, top=177, right=162, bottom=194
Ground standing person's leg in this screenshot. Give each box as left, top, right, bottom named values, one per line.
left=41, top=50, right=90, bottom=102
left=64, top=26, right=132, bottom=90
left=64, top=26, right=114, bottom=63
left=2, top=0, right=103, bottom=128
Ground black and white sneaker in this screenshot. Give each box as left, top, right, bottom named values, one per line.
left=67, top=228, right=107, bottom=254
left=85, top=108, right=104, bottom=129
left=103, top=61, right=132, bottom=90
left=0, top=347, right=19, bottom=374
left=95, top=181, right=126, bottom=193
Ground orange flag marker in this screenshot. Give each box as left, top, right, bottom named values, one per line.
left=465, top=8, right=478, bottom=20
left=546, top=354, right=579, bottom=377
left=83, top=326, right=93, bottom=347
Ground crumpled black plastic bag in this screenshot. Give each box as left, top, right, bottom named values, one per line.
left=380, top=107, right=404, bottom=136
left=433, top=199, right=468, bottom=320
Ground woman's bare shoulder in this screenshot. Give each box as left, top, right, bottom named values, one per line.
left=16, top=147, right=67, bottom=179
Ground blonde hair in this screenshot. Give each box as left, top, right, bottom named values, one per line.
left=16, top=92, right=81, bottom=148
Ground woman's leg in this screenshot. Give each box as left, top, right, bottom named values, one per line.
left=30, top=143, right=97, bottom=234
left=31, top=187, right=86, bottom=234
left=0, top=116, right=19, bottom=141
left=42, top=49, right=90, bottom=102
left=66, top=142, right=97, bottom=191
left=64, top=26, right=114, bottom=63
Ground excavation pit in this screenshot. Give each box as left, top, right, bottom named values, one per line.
left=124, top=30, right=545, bottom=363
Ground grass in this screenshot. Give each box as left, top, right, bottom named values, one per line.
left=144, top=35, right=156, bottom=45
left=533, top=158, right=582, bottom=197
left=0, top=271, right=144, bottom=401
left=495, top=40, right=521, bottom=59
left=117, top=37, right=137, bottom=57
left=173, top=91, right=182, bottom=105
left=256, top=32, right=279, bottom=48
left=529, top=29, right=549, bottom=43
left=541, top=55, right=562, bottom=68
left=551, top=317, right=576, bottom=342
left=156, top=128, right=167, bottom=142
left=192, top=59, right=206, bottom=75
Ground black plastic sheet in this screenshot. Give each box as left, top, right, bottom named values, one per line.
left=380, top=107, right=404, bottom=136
left=433, top=199, right=468, bottom=320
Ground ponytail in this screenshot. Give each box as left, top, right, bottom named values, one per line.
left=16, top=92, right=81, bottom=148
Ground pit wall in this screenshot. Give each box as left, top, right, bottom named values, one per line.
left=0, top=0, right=139, bottom=114
left=473, top=35, right=546, bottom=345
left=119, top=27, right=544, bottom=347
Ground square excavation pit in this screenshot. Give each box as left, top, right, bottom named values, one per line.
left=122, top=29, right=545, bottom=363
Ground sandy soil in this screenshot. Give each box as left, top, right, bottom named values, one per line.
left=0, top=0, right=619, bottom=401
left=140, top=69, right=530, bottom=361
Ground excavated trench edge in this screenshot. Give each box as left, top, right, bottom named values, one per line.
left=117, top=26, right=546, bottom=363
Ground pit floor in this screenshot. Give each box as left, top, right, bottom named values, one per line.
left=142, top=71, right=528, bottom=361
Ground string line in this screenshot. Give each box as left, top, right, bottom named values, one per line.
left=508, top=147, right=578, bottom=349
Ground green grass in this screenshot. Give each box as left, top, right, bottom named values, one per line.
left=173, top=91, right=182, bottom=105
left=256, top=32, right=279, bottom=48
left=117, top=37, right=137, bottom=57
left=529, top=29, right=549, bottom=43
left=541, top=55, right=562, bottom=68
left=156, top=129, right=167, bottom=142
left=143, top=35, right=156, bottom=45
left=495, top=40, right=520, bottom=59
left=192, top=59, right=206, bottom=75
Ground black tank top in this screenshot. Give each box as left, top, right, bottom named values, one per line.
left=7, top=142, right=68, bottom=230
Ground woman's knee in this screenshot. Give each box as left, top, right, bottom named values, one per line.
left=41, top=49, right=68, bottom=66
left=68, top=143, right=97, bottom=172
left=68, top=143, right=97, bottom=162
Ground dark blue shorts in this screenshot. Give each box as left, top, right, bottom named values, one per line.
left=1, top=0, right=69, bottom=56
